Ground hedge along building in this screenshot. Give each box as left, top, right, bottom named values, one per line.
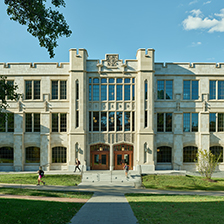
left=0, top=48, right=224, bottom=172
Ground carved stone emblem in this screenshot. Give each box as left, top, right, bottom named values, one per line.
left=106, top=54, right=119, bottom=67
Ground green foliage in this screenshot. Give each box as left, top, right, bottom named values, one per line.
left=126, top=194, right=224, bottom=224
left=196, top=149, right=222, bottom=180
left=4, top=0, right=72, bottom=58
left=142, top=175, right=224, bottom=191
left=0, top=75, right=20, bottom=110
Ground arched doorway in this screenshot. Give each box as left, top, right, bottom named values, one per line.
left=114, top=144, right=133, bottom=170
left=90, top=144, right=110, bottom=170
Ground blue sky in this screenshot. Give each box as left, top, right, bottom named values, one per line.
left=0, top=0, right=223, bottom=63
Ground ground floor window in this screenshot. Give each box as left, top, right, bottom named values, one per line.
left=157, top=146, right=172, bottom=162
left=0, top=147, right=13, bottom=163
left=210, top=146, right=223, bottom=162
left=183, top=146, right=197, bottom=162
left=52, top=146, right=67, bottom=163
left=26, top=147, right=40, bottom=163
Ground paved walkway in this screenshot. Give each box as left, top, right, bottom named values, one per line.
left=1, top=182, right=224, bottom=224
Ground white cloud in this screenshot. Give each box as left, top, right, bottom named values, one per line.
left=190, top=42, right=202, bottom=47
left=189, top=0, right=198, bottom=5
left=203, top=1, right=211, bottom=5
left=183, top=8, right=224, bottom=32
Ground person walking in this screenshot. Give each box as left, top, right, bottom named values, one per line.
left=123, top=163, right=129, bottom=179
left=37, top=166, right=45, bottom=185
left=74, top=158, right=81, bottom=172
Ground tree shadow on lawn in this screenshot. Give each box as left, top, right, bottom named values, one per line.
left=126, top=194, right=224, bottom=224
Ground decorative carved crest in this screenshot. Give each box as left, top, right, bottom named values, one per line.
left=106, top=54, right=119, bottom=67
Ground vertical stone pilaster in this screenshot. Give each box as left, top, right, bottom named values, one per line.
left=199, top=111, right=210, bottom=152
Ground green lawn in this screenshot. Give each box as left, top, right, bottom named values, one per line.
left=0, top=188, right=93, bottom=199
left=126, top=193, right=224, bottom=224
left=0, top=174, right=81, bottom=186
left=0, top=198, right=83, bottom=224
left=142, top=175, right=224, bottom=191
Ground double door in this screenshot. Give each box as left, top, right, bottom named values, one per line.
left=91, top=151, right=109, bottom=170
left=114, top=151, right=133, bottom=170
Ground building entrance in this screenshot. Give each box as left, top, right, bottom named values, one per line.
left=90, top=144, right=109, bottom=170
left=114, top=144, right=133, bottom=170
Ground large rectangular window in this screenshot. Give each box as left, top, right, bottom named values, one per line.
left=52, top=113, right=67, bottom=132
left=101, top=85, right=107, bottom=101
left=26, top=113, right=40, bottom=132
left=209, top=113, right=224, bottom=132
left=116, top=85, right=123, bottom=101
left=183, top=113, right=198, bottom=132
left=183, top=80, right=198, bottom=100
left=157, top=113, right=172, bottom=132
left=93, top=112, right=99, bottom=131
left=25, top=80, right=40, bottom=100
left=157, top=80, right=173, bottom=100
left=51, top=80, right=67, bottom=100
left=109, top=112, right=115, bottom=131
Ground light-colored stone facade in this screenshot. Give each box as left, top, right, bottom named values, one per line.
left=1, top=48, right=224, bottom=172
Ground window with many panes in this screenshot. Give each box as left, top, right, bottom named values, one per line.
left=183, top=146, right=197, bottom=162
left=0, top=113, right=14, bottom=132
left=52, top=113, right=67, bottom=132
left=157, top=146, right=172, bottom=162
left=157, top=80, right=173, bottom=100
left=25, top=80, right=40, bottom=100
left=25, top=147, right=40, bottom=163
left=209, top=80, right=224, bottom=100
left=25, top=113, right=40, bottom=132
left=209, top=113, right=224, bottom=132
left=183, top=113, right=198, bottom=132
left=0, top=147, right=13, bottom=163
left=52, top=146, right=67, bottom=163
left=51, top=80, right=67, bottom=100
left=157, top=113, right=172, bottom=132
left=183, top=80, right=199, bottom=100
left=210, top=146, right=223, bottom=162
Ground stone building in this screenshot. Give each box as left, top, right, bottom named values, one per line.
left=0, top=48, right=224, bottom=172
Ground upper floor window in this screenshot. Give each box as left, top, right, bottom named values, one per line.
left=52, top=113, right=67, bottom=132
left=0, top=113, right=14, bottom=132
left=25, top=80, right=40, bottom=100
left=157, top=80, right=173, bottom=100
left=209, top=113, right=224, bottom=132
left=183, top=80, right=198, bottom=100
left=25, top=113, right=40, bottom=132
left=209, top=80, right=224, bottom=100
left=183, top=113, right=198, bottom=132
left=51, top=80, right=67, bottom=100
left=157, top=113, right=172, bottom=132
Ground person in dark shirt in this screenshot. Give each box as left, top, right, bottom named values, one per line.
left=37, top=166, right=45, bottom=185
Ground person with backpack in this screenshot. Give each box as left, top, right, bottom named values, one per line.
left=37, top=166, right=45, bottom=185
left=123, top=163, right=129, bottom=179
left=74, top=158, right=81, bottom=172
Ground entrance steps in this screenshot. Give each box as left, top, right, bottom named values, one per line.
left=82, top=170, right=141, bottom=187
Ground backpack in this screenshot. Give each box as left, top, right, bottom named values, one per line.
left=78, top=160, right=81, bottom=165
left=40, top=170, right=44, bottom=177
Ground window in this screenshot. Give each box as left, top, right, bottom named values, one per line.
left=157, top=146, right=172, bottom=162
left=209, top=113, right=224, bottom=132
left=157, top=113, right=172, bottom=132
left=93, top=78, right=99, bottom=101
left=0, top=113, right=14, bottom=132
left=26, top=147, right=40, bottom=163
left=183, top=146, right=197, bottom=162
left=0, top=147, right=13, bottom=163
left=51, top=80, right=67, bottom=100
left=183, top=80, right=198, bottom=100
left=210, top=146, right=223, bottom=162
left=93, top=112, right=99, bottom=131
left=116, top=112, right=123, bottom=131
left=25, top=80, right=40, bottom=100
left=52, top=113, right=67, bottom=132
left=101, top=112, right=107, bottom=131
left=210, top=80, right=224, bottom=100
left=157, top=80, right=173, bottom=100
left=109, top=112, right=115, bottom=131
left=183, top=113, right=198, bottom=132
left=25, top=113, right=40, bottom=132
left=52, top=146, right=67, bottom=163
left=7, top=80, right=14, bottom=100
left=124, top=112, right=130, bottom=131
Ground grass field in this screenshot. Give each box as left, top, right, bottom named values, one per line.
left=126, top=193, right=224, bottom=224
left=0, top=173, right=81, bottom=186
left=142, top=175, right=224, bottom=191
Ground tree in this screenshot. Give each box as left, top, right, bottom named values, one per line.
left=0, top=76, right=20, bottom=110
left=4, top=0, right=72, bottom=58
left=196, top=149, right=222, bottom=181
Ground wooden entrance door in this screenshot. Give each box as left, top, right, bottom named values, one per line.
left=114, top=151, right=133, bottom=170
left=91, top=151, right=109, bottom=170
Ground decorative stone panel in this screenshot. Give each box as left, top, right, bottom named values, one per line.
left=116, top=134, right=123, bottom=142
left=124, top=103, right=131, bottom=110
left=103, top=134, right=108, bottom=143
left=93, top=103, right=99, bottom=111
left=117, top=103, right=123, bottom=110
left=109, top=103, right=115, bottom=110
left=101, top=103, right=107, bottom=110
left=106, top=54, right=119, bottom=67
left=89, top=103, right=92, bottom=110
left=124, top=133, right=131, bottom=142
